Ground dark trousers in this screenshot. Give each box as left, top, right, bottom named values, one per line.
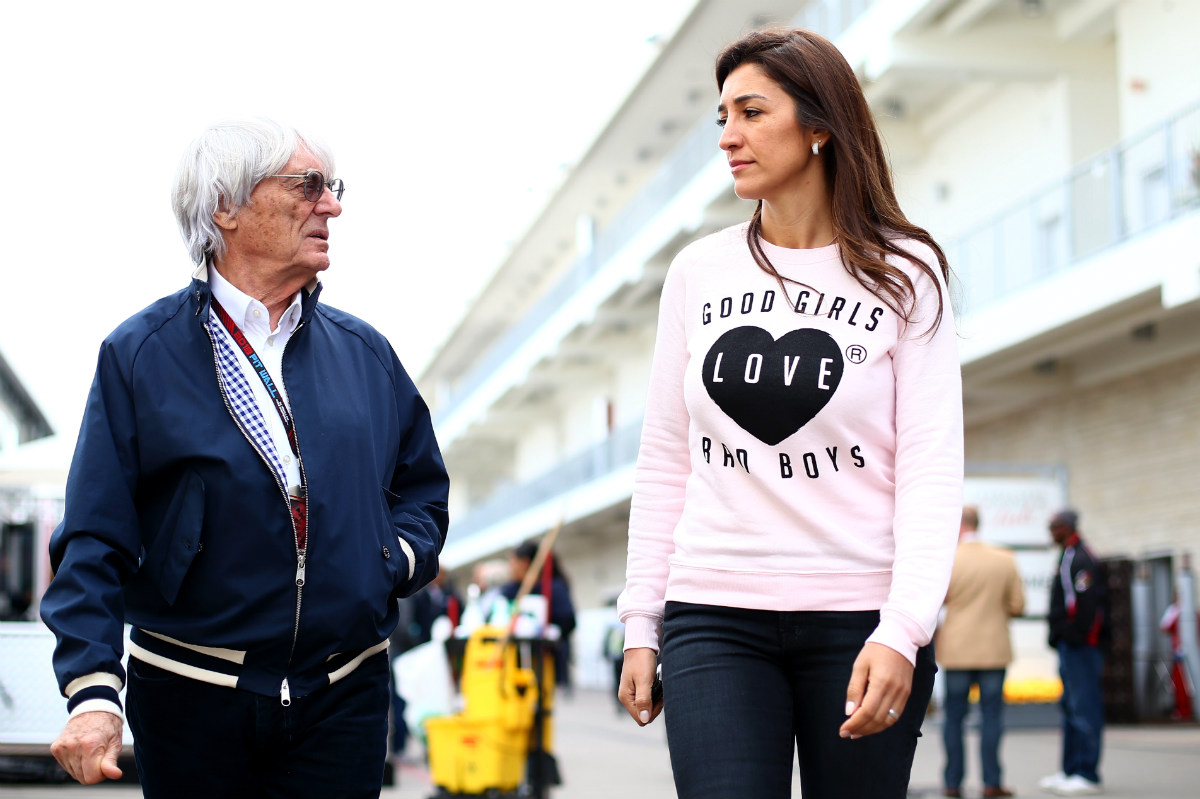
left=126, top=652, right=390, bottom=799
left=942, top=667, right=1007, bottom=790
left=660, top=602, right=936, bottom=799
left=1057, top=642, right=1105, bottom=783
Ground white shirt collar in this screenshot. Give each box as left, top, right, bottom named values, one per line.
left=208, top=265, right=303, bottom=338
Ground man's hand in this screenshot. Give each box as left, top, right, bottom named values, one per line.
left=50, top=711, right=124, bottom=784
left=839, top=642, right=914, bottom=739
left=618, top=647, right=663, bottom=726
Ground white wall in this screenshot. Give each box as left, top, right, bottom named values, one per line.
left=900, top=81, right=1076, bottom=239
left=1116, top=0, right=1200, bottom=136
left=1064, top=65, right=1120, bottom=165
left=965, top=351, right=1200, bottom=560
left=514, top=421, right=561, bottom=484
left=561, top=390, right=606, bottom=458
left=611, top=339, right=655, bottom=428
left=446, top=477, right=469, bottom=528
left=0, top=405, right=18, bottom=454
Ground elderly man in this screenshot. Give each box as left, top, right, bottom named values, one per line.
left=40, top=118, right=449, bottom=797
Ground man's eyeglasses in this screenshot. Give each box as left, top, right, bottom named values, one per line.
left=269, top=170, right=344, bottom=203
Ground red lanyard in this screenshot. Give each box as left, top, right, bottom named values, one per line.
left=211, top=297, right=299, bottom=458
left=211, top=297, right=308, bottom=548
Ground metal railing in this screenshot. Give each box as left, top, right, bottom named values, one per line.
left=434, top=117, right=721, bottom=425
left=947, top=100, right=1200, bottom=316
left=433, top=0, right=881, bottom=426
left=448, top=419, right=643, bottom=540
left=439, top=15, right=1200, bottom=550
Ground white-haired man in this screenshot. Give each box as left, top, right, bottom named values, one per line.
left=41, top=118, right=449, bottom=797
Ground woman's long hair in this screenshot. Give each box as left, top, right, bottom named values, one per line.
left=716, top=28, right=950, bottom=334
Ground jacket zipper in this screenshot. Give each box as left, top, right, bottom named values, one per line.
left=203, top=313, right=309, bottom=706
left=282, top=320, right=309, bottom=676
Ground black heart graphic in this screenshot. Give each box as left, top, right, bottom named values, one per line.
left=702, top=326, right=844, bottom=445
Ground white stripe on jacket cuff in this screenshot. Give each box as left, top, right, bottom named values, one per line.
left=68, top=698, right=124, bottom=721
left=65, top=671, right=124, bottom=697
left=397, top=536, right=416, bottom=580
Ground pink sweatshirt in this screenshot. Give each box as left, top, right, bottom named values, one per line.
left=618, top=223, right=964, bottom=664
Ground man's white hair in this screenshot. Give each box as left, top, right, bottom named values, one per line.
left=171, top=118, right=335, bottom=264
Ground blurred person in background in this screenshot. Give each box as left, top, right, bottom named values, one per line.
left=1159, top=591, right=1197, bottom=720
left=471, top=558, right=511, bottom=625
left=618, top=27, right=963, bottom=799
left=1039, top=509, right=1111, bottom=797
left=40, top=118, right=449, bottom=796
left=935, top=505, right=1025, bottom=798
left=501, top=539, right=577, bottom=693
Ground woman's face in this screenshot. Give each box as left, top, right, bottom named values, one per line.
left=717, top=63, right=822, bottom=205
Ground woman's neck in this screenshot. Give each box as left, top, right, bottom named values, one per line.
left=759, top=195, right=835, bottom=250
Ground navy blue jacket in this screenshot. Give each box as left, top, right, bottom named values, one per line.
left=1048, top=535, right=1111, bottom=650
left=41, top=273, right=449, bottom=709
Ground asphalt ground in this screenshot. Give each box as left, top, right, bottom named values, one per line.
left=4, top=688, right=1198, bottom=798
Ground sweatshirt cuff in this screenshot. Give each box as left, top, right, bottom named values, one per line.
left=866, top=618, right=920, bottom=666
left=621, top=615, right=662, bottom=653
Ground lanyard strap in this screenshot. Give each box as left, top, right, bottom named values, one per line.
left=211, top=297, right=308, bottom=549
left=211, top=297, right=299, bottom=458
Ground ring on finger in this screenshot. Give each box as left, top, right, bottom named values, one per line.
left=886, top=708, right=900, bottom=723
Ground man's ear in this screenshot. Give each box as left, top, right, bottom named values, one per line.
left=213, top=197, right=237, bottom=231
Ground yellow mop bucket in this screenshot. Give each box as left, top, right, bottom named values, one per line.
left=425, top=625, right=541, bottom=794
left=459, top=627, right=539, bottom=726
left=424, top=716, right=527, bottom=795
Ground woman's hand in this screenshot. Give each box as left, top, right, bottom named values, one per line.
left=618, top=647, right=663, bottom=726
left=839, top=642, right=914, bottom=738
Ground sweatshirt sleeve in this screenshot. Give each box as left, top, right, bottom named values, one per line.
left=617, top=255, right=692, bottom=651
left=865, top=251, right=964, bottom=663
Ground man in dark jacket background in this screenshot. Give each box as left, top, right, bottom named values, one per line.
left=1040, top=509, right=1110, bottom=797
left=39, top=118, right=449, bottom=796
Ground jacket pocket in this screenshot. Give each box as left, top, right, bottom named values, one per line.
left=143, top=471, right=206, bottom=605
left=379, top=485, right=414, bottom=593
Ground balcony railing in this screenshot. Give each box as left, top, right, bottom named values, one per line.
left=947, top=99, right=1200, bottom=316
left=434, top=118, right=721, bottom=426
left=435, top=14, right=1200, bottom=552
left=433, top=0, right=880, bottom=426
left=448, top=419, right=643, bottom=541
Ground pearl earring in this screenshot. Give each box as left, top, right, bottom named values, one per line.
left=812, top=140, right=821, bottom=155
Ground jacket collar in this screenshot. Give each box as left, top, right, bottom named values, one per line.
left=190, top=261, right=323, bottom=324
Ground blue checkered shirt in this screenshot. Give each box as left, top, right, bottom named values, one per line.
left=207, top=310, right=290, bottom=490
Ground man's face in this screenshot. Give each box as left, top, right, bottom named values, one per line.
left=222, top=149, right=342, bottom=281
left=1049, top=522, right=1073, bottom=545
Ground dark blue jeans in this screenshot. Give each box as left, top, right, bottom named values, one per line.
left=126, top=652, right=390, bottom=799
left=661, top=602, right=936, bottom=799
left=1057, top=642, right=1105, bottom=783
left=942, top=667, right=1007, bottom=790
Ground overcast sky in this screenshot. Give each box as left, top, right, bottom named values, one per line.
left=0, top=0, right=696, bottom=442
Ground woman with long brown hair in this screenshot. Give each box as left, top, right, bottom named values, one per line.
left=617, top=28, right=963, bottom=798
